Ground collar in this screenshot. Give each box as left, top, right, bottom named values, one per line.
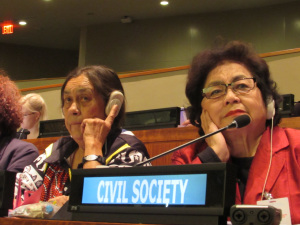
left=242, top=126, right=289, bottom=203
left=44, top=129, right=121, bottom=165
left=257, top=126, right=289, bottom=155
left=44, top=136, right=78, bottom=164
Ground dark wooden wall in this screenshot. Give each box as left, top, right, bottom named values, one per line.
left=24, top=117, right=300, bottom=166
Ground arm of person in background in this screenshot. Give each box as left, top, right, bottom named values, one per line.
left=5, top=140, right=39, bottom=173
left=181, top=119, right=194, bottom=127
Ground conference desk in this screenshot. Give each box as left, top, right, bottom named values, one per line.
left=4, top=118, right=300, bottom=225
left=0, top=217, right=163, bottom=225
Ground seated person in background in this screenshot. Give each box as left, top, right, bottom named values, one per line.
left=15, top=65, right=150, bottom=207
left=17, top=93, right=47, bottom=139
left=171, top=41, right=300, bottom=224
left=0, top=70, right=39, bottom=172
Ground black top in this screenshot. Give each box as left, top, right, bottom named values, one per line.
left=15, top=128, right=30, bottom=139
left=231, top=156, right=254, bottom=202
left=198, top=147, right=254, bottom=202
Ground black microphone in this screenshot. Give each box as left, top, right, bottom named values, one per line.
left=16, top=129, right=30, bottom=139
left=135, top=114, right=251, bottom=166
left=227, top=114, right=251, bottom=129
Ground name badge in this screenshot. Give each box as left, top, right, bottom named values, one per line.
left=257, top=197, right=291, bottom=225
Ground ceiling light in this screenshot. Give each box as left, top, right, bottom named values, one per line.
left=121, top=16, right=133, bottom=24
left=160, top=1, right=169, bottom=6
left=19, top=21, right=27, bottom=26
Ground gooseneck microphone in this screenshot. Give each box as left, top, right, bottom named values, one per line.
left=227, top=114, right=251, bottom=129
left=135, top=114, right=251, bottom=166
left=16, top=128, right=30, bottom=139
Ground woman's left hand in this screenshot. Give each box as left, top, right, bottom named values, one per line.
left=201, top=110, right=230, bottom=162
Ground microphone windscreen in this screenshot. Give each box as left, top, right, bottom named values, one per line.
left=234, top=114, right=251, bottom=128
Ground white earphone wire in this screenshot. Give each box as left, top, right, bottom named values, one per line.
left=261, top=116, right=274, bottom=200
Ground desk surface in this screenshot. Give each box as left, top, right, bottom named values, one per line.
left=0, top=217, right=162, bottom=225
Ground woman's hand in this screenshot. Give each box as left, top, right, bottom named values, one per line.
left=48, top=195, right=69, bottom=207
left=201, top=110, right=230, bottom=162
left=80, top=105, right=119, bottom=167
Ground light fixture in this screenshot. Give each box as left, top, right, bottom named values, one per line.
left=19, top=21, right=27, bottom=26
left=121, top=16, right=133, bottom=24
left=160, top=1, right=169, bottom=6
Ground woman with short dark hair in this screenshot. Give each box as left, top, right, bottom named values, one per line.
left=185, top=41, right=281, bottom=135
left=172, top=41, right=300, bottom=224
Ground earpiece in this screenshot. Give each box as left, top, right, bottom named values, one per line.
left=105, top=91, right=124, bottom=116
left=266, top=96, right=275, bottom=119
left=262, top=96, right=275, bottom=201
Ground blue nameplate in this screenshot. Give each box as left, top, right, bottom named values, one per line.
left=69, top=164, right=236, bottom=225
left=82, top=174, right=207, bottom=206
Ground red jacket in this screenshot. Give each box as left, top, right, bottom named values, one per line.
left=172, top=126, right=300, bottom=224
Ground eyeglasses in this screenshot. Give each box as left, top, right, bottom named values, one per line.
left=202, top=77, right=256, bottom=99
left=23, top=112, right=35, bottom=117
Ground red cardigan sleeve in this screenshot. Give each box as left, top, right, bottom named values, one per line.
left=171, top=142, right=205, bottom=165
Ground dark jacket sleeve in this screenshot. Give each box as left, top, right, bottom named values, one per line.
left=3, top=139, right=39, bottom=173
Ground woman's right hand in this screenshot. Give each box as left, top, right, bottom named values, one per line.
left=201, top=110, right=230, bottom=162
left=81, top=104, right=119, bottom=154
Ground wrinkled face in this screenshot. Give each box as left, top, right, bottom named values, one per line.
left=62, top=74, right=106, bottom=142
left=201, top=61, right=267, bottom=131
left=20, top=106, right=39, bottom=130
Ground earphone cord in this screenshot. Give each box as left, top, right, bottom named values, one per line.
left=261, top=116, right=274, bottom=200
left=105, top=140, right=108, bottom=156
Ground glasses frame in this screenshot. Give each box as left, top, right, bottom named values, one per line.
left=23, top=112, right=36, bottom=117
left=202, top=77, right=256, bottom=99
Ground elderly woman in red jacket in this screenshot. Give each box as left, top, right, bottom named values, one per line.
left=172, top=41, right=300, bottom=224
